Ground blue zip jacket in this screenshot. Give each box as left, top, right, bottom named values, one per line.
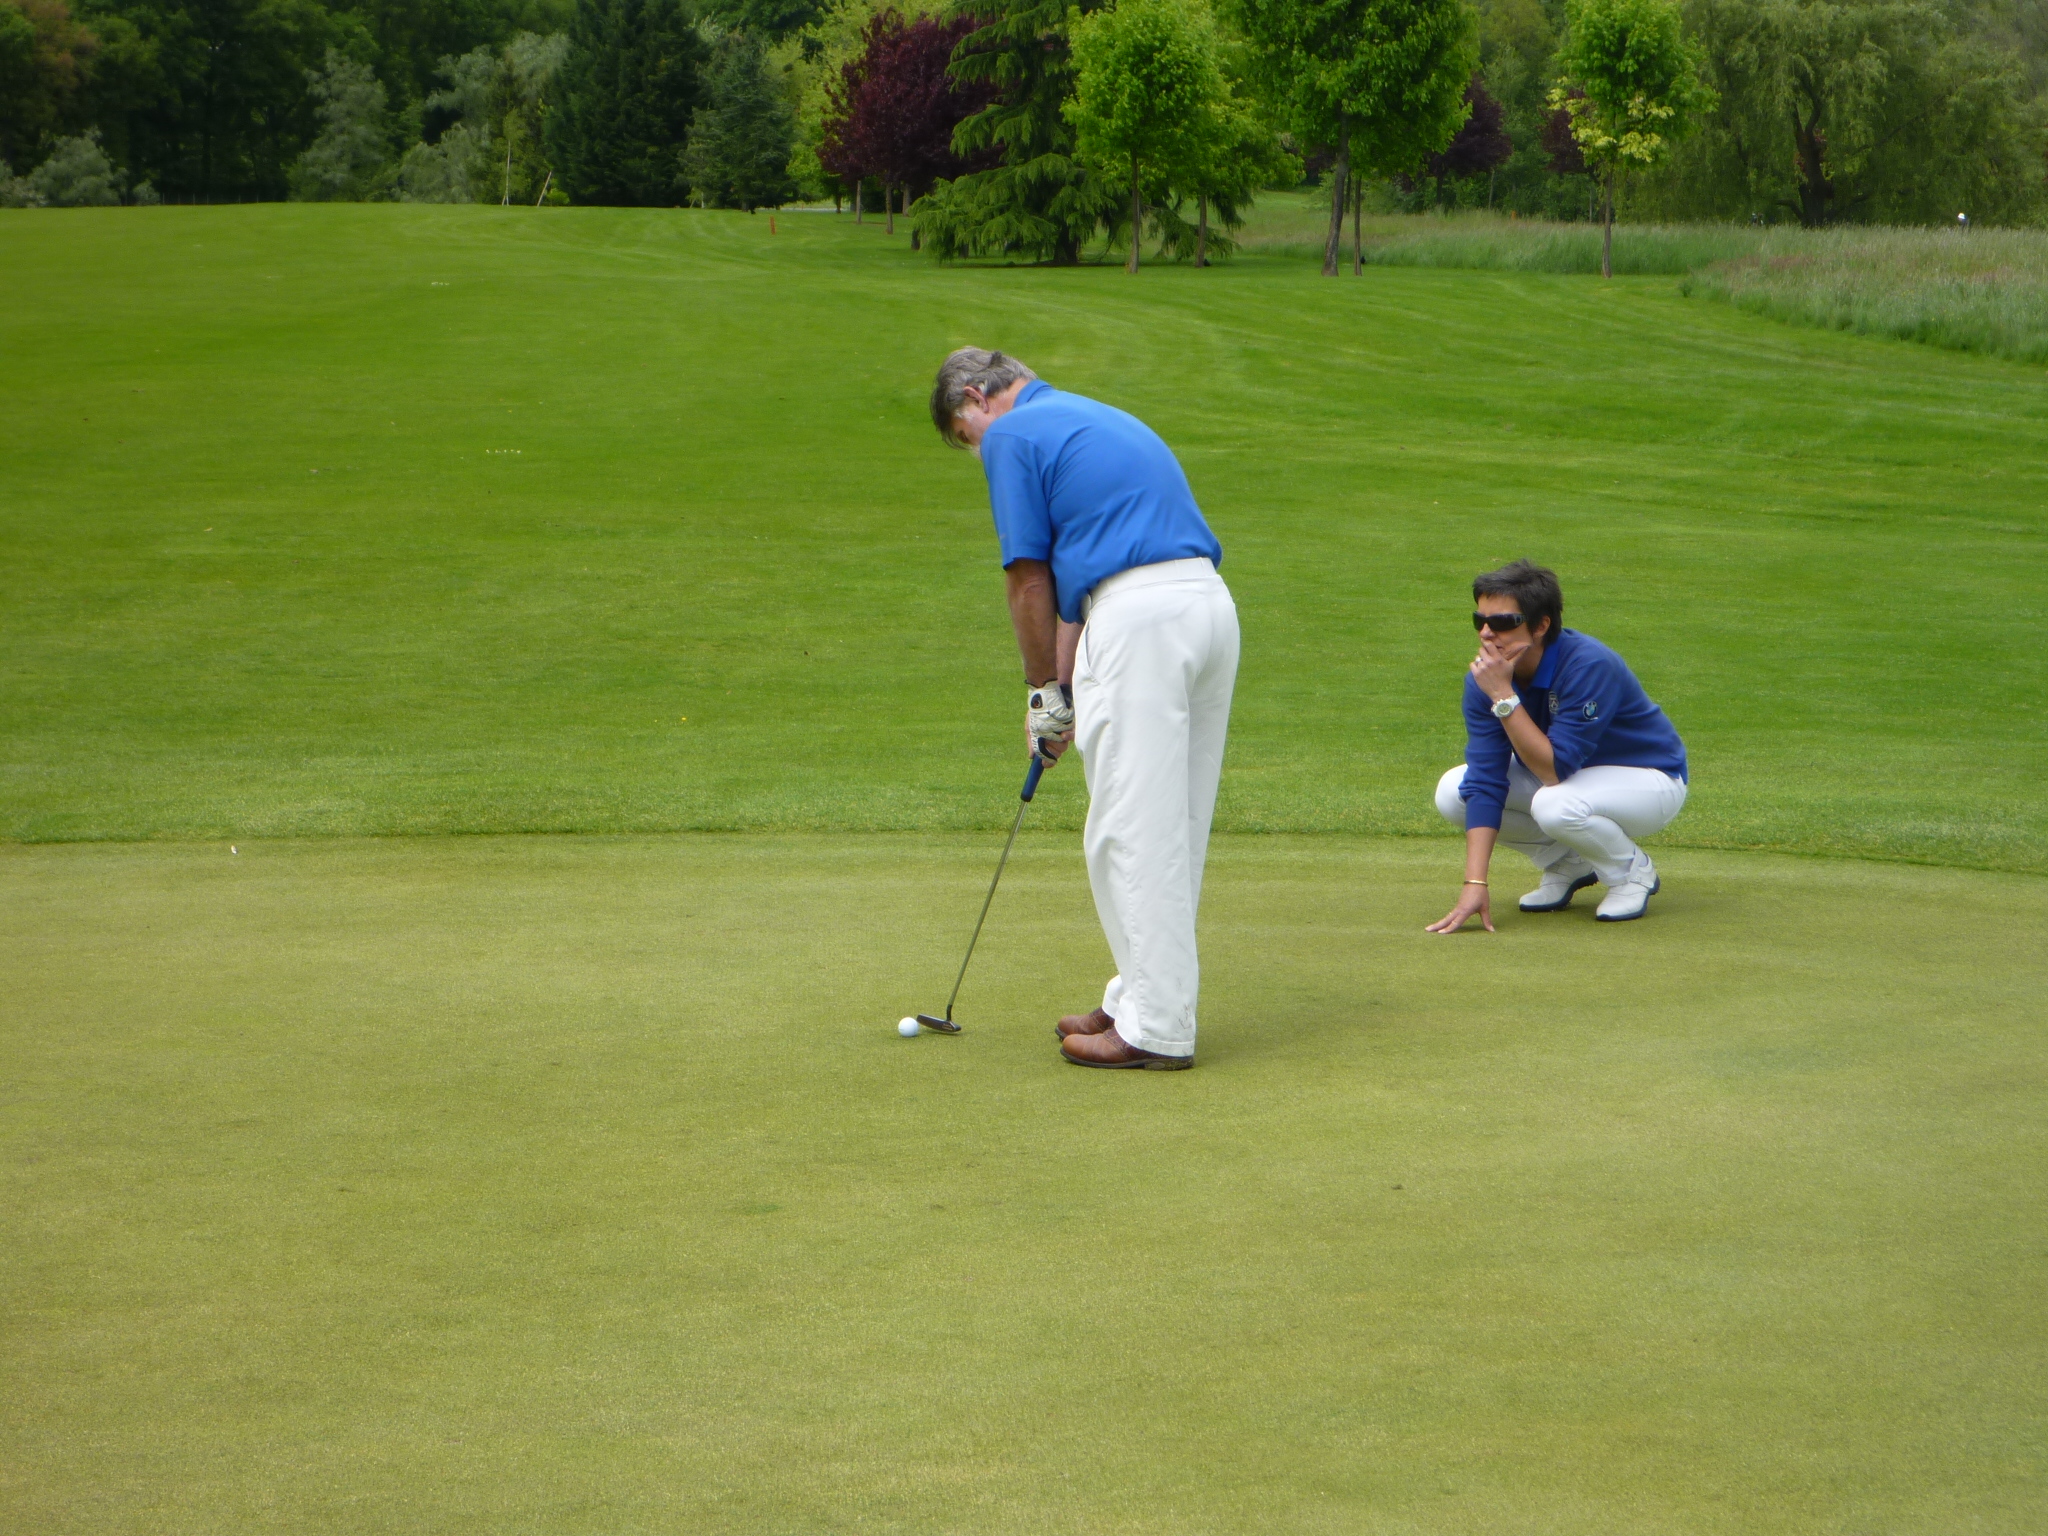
left=1460, top=629, right=1687, bottom=830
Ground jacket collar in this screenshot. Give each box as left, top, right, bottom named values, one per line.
left=1529, top=628, right=1571, bottom=691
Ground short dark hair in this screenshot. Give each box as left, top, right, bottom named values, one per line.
left=1473, top=559, right=1563, bottom=643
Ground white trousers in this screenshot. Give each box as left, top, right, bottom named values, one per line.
left=1074, top=558, right=1239, bottom=1059
left=1434, top=759, right=1687, bottom=885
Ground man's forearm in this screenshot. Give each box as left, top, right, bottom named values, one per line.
left=1004, top=559, right=1059, bottom=683
left=1056, top=619, right=1082, bottom=687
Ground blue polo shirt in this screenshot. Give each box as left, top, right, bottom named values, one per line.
left=979, top=380, right=1222, bottom=622
left=1460, top=629, right=1688, bottom=830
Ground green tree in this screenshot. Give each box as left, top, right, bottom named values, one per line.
left=1550, top=0, right=1713, bottom=271
left=1648, top=0, right=2042, bottom=227
left=547, top=0, right=704, bottom=203
left=289, top=45, right=391, bottom=197
left=1158, top=89, right=1297, bottom=264
left=72, top=0, right=341, bottom=200
left=1067, top=0, right=1231, bottom=272
left=917, top=0, right=1118, bottom=264
left=22, top=123, right=125, bottom=199
left=1233, top=0, right=1477, bottom=275
left=392, top=31, right=563, bottom=201
left=681, top=27, right=796, bottom=208
left=1, top=0, right=98, bottom=169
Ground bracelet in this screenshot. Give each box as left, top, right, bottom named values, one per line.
left=1463, top=879, right=1489, bottom=886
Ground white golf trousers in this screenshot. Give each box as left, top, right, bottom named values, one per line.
left=1434, top=759, right=1687, bottom=885
left=1074, top=558, right=1239, bottom=1059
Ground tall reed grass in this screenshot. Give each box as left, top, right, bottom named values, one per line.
left=1232, top=195, right=2048, bottom=365
left=1681, top=226, right=2048, bottom=366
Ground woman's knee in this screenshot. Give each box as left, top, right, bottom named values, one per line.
left=1530, top=783, right=1589, bottom=835
left=1433, top=766, right=1469, bottom=827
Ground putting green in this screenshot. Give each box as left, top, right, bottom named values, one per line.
left=2, top=204, right=2044, bottom=868
left=4, top=833, right=2042, bottom=1532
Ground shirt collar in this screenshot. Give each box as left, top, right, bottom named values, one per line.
left=1529, top=630, right=1566, bottom=690
left=1013, top=379, right=1052, bottom=408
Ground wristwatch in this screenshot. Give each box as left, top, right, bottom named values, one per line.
left=1491, top=693, right=1521, bottom=720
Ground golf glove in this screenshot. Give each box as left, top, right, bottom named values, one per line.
left=1026, top=680, right=1074, bottom=754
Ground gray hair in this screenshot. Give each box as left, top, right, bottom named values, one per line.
left=929, top=347, right=1037, bottom=446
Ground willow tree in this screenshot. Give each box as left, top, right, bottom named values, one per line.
left=1232, top=0, right=1476, bottom=275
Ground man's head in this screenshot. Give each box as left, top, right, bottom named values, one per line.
left=1472, top=559, right=1563, bottom=649
left=930, top=347, right=1037, bottom=450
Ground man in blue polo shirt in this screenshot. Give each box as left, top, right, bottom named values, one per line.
left=1426, top=560, right=1689, bottom=929
left=931, top=347, right=1237, bottom=1069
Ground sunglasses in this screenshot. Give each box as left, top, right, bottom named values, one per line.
left=1472, top=611, right=1528, bottom=633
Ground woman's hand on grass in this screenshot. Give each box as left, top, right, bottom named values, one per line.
left=1427, top=885, right=1493, bottom=934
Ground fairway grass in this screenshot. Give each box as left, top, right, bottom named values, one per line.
left=3, top=204, right=2045, bottom=870
left=5, top=832, right=2044, bottom=1533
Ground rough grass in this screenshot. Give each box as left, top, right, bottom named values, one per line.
left=5, top=832, right=2045, bottom=1533
left=1683, top=225, right=2048, bottom=365
left=1237, top=193, right=2048, bottom=361
left=1236, top=196, right=1760, bottom=274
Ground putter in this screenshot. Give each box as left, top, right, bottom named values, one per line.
left=917, top=746, right=1052, bottom=1034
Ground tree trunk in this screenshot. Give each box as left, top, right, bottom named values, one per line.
left=1791, top=101, right=1832, bottom=227
left=885, top=183, right=895, bottom=235
left=1600, top=172, right=1613, bottom=279
left=1195, top=194, right=1208, bottom=267
left=1127, top=159, right=1142, bottom=274
left=854, top=180, right=863, bottom=224
left=1321, top=119, right=1348, bottom=278
left=908, top=184, right=920, bottom=250
left=1352, top=173, right=1362, bottom=275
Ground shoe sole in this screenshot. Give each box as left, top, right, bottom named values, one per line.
left=1520, top=872, right=1599, bottom=913
left=1594, top=875, right=1661, bottom=922
left=1062, top=1050, right=1193, bottom=1070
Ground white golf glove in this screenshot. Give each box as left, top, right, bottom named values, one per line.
left=1026, top=680, right=1074, bottom=754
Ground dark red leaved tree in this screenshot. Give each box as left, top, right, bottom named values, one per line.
left=1427, top=77, right=1511, bottom=186
left=820, top=10, right=996, bottom=242
left=1542, top=90, right=1587, bottom=177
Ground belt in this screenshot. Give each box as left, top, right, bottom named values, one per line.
left=1079, top=557, right=1218, bottom=621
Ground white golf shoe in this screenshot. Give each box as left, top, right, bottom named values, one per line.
left=1520, top=854, right=1598, bottom=912
left=1595, top=856, right=1661, bottom=922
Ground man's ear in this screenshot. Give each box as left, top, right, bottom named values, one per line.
left=1533, top=615, right=1552, bottom=643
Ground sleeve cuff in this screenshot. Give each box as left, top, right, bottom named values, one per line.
left=1462, top=797, right=1506, bottom=831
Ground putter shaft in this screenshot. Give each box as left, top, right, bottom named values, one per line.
left=942, top=792, right=1030, bottom=1021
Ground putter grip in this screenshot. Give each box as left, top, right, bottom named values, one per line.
left=1021, top=753, right=1046, bottom=802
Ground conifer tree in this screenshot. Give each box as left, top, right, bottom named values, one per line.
left=550, top=0, right=706, bottom=205
left=681, top=30, right=797, bottom=209
left=917, top=0, right=1120, bottom=264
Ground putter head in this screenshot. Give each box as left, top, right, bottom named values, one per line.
left=915, top=1014, right=962, bottom=1034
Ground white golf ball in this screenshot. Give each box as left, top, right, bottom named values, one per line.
left=898, top=1016, right=921, bottom=1037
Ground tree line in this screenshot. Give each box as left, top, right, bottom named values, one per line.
left=4, top=0, right=2044, bottom=240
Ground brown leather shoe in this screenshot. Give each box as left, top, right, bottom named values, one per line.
left=1055, top=1007, right=1117, bottom=1040
left=1061, top=1029, right=1192, bottom=1070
